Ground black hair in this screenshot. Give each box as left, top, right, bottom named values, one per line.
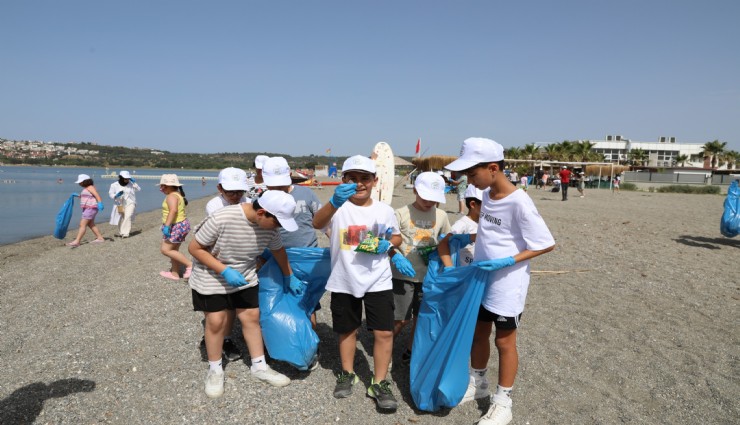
left=464, top=197, right=480, bottom=209
left=79, top=179, right=94, bottom=187
left=178, top=187, right=188, bottom=206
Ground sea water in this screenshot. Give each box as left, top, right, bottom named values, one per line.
left=0, top=165, right=220, bottom=246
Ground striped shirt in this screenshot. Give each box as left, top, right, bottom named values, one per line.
left=80, top=188, right=98, bottom=209
left=188, top=204, right=282, bottom=295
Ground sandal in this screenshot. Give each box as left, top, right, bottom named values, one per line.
left=91, top=238, right=105, bottom=243
left=159, top=271, right=181, bottom=281
left=66, top=242, right=80, bottom=248
left=183, top=266, right=193, bottom=279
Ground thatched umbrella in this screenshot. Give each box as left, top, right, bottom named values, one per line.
left=411, top=155, right=458, bottom=171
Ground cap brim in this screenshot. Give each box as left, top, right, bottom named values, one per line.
left=445, top=158, right=478, bottom=171
left=417, top=188, right=446, bottom=204
left=278, top=217, right=298, bottom=232
left=220, top=182, right=248, bottom=191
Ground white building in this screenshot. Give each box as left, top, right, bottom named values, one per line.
left=591, top=135, right=705, bottom=167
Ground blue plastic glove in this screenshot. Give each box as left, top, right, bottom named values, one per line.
left=437, top=233, right=448, bottom=242
left=162, top=225, right=171, bottom=238
left=71, top=193, right=80, bottom=197
left=129, top=178, right=136, bottom=183
left=391, top=253, right=416, bottom=277
left=474, top=256, right=516, bottom=272
left=221, top=267, right=248, bottom=287
left=97, top=202, right=104, bottom=211
left=283, top=274, right=306, bottom=296
left=377, top=239, right=392, bottom=254
left=115, top=191, right=124, bottom=198
left=448, top=233, right=472, bottom=246
left=330, top=183, right=357, bottom=208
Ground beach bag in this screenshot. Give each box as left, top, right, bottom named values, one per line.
left=53, top=194, right=76, bottom=239
left=116, top=202, right=125, bottom=214
left=410, top=239, right=489, bottom=411
left=258, top=247, right=331, bottom=370
left=720, top=180, right=740, bottom=238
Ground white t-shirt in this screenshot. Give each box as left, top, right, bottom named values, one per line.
left=450, top=215, right=478, bottom=267
left=189, top=204, right=282, bottom=295
left=326, top=200, right=400, bottom=297
left=475, top=189, right=555, bottom=316
left=205, top=195, right=248, bottom=216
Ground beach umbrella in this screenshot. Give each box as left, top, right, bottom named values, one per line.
left=53, top=194, right=76, bottom=239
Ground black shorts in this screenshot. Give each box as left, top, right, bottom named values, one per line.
left=477, top=305, right=522, bottom=330
left=330, top=290, right=394, bottom=334
left=192, top=286, right=259, bottom=312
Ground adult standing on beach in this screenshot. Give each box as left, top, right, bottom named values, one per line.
left=66, top=174, right=105, bottom=248
left=159, top=174, right=193, bottom=280
left=577, top=172, right=586, bottom=198
left=108, top=171, right=141, bottom=238
left=559, top=165, right=572, bottom=201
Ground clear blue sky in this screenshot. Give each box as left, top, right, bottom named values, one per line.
left=2, top=0, right=738, bottom=157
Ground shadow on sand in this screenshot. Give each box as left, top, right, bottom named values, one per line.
left=0, top=378, right=95, bottom=425
left=674, top=235, right=740, bottom=250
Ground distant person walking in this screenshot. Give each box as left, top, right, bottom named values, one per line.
left=159, top=174, right=193, bottom=280
left=108, top=170, right=141, bottom=238
left=613, top=174, right=621, bottom=193
left=577, top=172, right=586, bottom=198
left=66, top=174, right=105, bottom=248
left=559, top=166, right=572, bottom=201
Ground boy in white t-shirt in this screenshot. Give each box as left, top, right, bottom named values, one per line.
left=440, top=138, right=555, bottom=425
left=449, top=184, right=483, bottom=267
left=391, top=172, right=451, bottom=365
left=312, top=155, right=415, bottom=412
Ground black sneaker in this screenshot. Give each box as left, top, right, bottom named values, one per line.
left=222, top=338, right=242, bottom=362
left=367, top=378, right=398, bottom=411
left=333, top=370, right=359, bottom=398
left=401, top=349, right=412, bottom=366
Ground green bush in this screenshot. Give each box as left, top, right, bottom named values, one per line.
left=656, top=185, right=721, bottom=194
left=620, top=182, right=638, bottom=191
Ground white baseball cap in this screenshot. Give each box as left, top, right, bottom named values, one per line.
left=254, top=155, right=270, bottom=170
left=257, top=190, right=298, bottom=232
left=262, top=157, right=292, bottom=187
left=119, top=170, right=132, bottom=179
left=218, top=167, right=248, bottom=191
left=445, top=137, right=505, bottom=171
left=562, top=165, right=567, bottom=169
left=464, top=185, right=483, bottom=201
left=342, top=155, right=376, bottom=174
left=414, top=172, right=446, bottom=204
left=75, top=174, right=91, bottom=183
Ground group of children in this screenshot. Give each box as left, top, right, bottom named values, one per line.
left=68, top=138, right=554, bottom=425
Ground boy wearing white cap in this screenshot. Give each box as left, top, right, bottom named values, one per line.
left=449, top=185, right=484, bottom=270
left=188, top=190, right=304, bottom=398
left=313, top=154, right=415, bottom=411
left=440, top=138, right=555, bottom=425
left=391, top=171, right=451, bottom=365
left=247, top=155, right=270, bottom=197
left=206, top=167, right=249, bottom=216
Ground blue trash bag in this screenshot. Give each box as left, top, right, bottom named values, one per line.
left=720, top=180, right=740, bottom=238
left=410, top=239, right=490, bottom=411
left=258, top=247, right=331, bottom=370
left=53, top=194, right=76, bottom=239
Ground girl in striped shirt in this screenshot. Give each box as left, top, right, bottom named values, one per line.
left=66, top=174, right=105, bottom=248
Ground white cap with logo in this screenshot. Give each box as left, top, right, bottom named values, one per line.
left=463, top=185, right=483, bottom=201
left=257, top=190, right=298, bottom=232
left=341, top=155, right=376, bottom=174
left=445, top=137, right=505, bottom=171
left=75, top=174, right=91, bottom=183
left=414, top=172, right=446, bottom=204
left=218, top=167, right=248, bottom=191
left=254, top=155, right=270, bottom=170
left=262, top=157, right=292, bottom=187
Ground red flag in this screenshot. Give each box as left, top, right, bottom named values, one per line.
left=415, top=138, right=421, bottom=157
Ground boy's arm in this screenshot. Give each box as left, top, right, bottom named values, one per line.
left=312, top=202, right=336, bottom=229
left=512, top=246, right=555, bottom=263
left=188, top=239, right=226, bottom=274
left=438, top=234, right=478, bottom=268
left=270, top=247, right=293, bottom=277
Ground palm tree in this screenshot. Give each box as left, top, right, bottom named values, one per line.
left=628, top=148, right=648, bottom=166
left=572, top=140, right=596, bottom=162
left=521, top=143, right=540, bottom=161
left=702, top=140, right=727, bottom=169
left=542, top=144, right=558, bottom=161
left=676, top=154, right=689, bottom=167
left=723, top=150, right=739, bottom=170
left=505, top=147, right=522, bottom=160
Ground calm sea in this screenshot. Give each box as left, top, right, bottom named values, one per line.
left=0, top=165, right=220, bottom=246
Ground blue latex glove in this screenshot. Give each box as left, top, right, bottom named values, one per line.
left=474, top=256, right=516, bottom=272
left=97, top=202, right=104, bottom=211
left=129, top=178, right=136, bottom=183
left=162, top=225, right=171, bottom=238
left=115, top=191, right=124, bottom=198
left=283, top=274, right=306, bottom=296
left=377, top=239, right=392, bottom=254
left=221, top=267, right=248, bottom=287
left=330, top=183, right=357, bottom=208
left=391, top=253, right=416, bottom=277
left=437, top=233, right=448, bottom=242
left=448, top=233, right=472, bottom=246
left=71, top=193, right=80, bottom=197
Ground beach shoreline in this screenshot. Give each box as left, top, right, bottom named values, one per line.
left=1, top=185, right=737, bottom=424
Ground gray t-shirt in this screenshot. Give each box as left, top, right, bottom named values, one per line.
left=189, top=204, right=282, bottom=295
left=279, top=185, right=322, bottom=248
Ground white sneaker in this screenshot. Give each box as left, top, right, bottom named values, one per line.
left=460, top=375, right=490, bottom=404
left=477, top=397, right=512, bottom=425
left=204, top=369, right=224, bottom=398
left=252, top=366, right=290, bottom=387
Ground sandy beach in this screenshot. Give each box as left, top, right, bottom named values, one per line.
left=0, top=183, right=737, bottom=424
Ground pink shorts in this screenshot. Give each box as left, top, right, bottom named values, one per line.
left=81, top=207, right=99, bottom=220
left=163, top=219, right=190, bottom=244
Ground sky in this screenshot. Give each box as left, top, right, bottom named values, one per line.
left=1, top=0, right=739, bottom=157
